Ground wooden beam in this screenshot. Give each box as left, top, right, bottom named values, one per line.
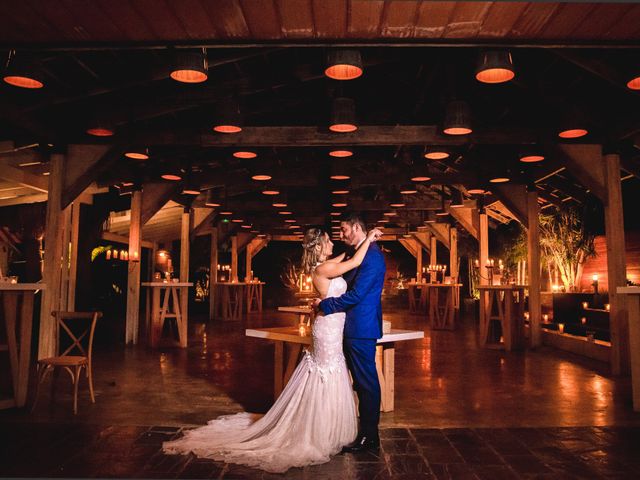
left=67, top=201, right=81, bottom=311
left=398, top=238, right=418, bottom=259
left=479, top=212, right=489, bottom=286
left=492, top=184, right=529, bottom=225
left=62, top=144, right=117, bottom=208
left=449, top=207, right=478, bottom=239
left=416, top=240, right=423, bottom=282
left=556, top=144, right=607, bottom=203
left=527, top=190, right=542, bottom=348
left=0, top=163, right=48, bottom=193
left=138, top=125, right=539, bottom=147
left=0, top=193, right=47, bottom=207
left=141, top=183, right=179, bottom=225
left=450, top=227, right=458, bottom=281
left=191, top=207, right=216, bottom=240
left=430, top=236, right=438, bottom=282
left=412, top=230, right=431, bottom=253
left=426, top=223, right=450, bottom=249
left=38, top=153, right=65, bottom=359
left=179, top=209, right=191, bottom=347
left=101, top=231, right=154, bottom=249
left=604, top=153, right=629, bottom=375
left=209, top=227, right=218, bottom=321
left=231, top=235, right=238, bottom=282
left=621, top=157, right=640, bottom=180
left=125, top=190, right=142, bottom=345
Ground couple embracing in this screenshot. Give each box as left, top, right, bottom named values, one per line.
left=164, top=212, right=386, bottom=473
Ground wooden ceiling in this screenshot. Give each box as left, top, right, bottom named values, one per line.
left=1, top=1, right=640, bottom=240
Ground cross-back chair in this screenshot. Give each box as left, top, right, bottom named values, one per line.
left=32, top=311, right=102, bottom=414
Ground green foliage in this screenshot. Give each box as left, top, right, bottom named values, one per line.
left=91, top=245, right=112, bottom=262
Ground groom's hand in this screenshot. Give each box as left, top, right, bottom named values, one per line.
left=310, top=298, right=322, bottom=315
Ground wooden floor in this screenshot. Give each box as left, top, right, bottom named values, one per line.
left=2, top=308, right=640, bottom=478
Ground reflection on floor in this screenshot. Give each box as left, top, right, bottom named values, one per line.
left=2, top=308, right=640, bottom=478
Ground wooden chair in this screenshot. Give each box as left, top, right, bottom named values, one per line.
left=32, top=311, right=102, bottom=414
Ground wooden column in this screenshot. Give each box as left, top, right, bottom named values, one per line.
left=58, top=204, right=72, bottom=311
left=479, top=211, right=489, bottom=286
left=209, top=228, right=218, bottom=321
left=449, top=226, right=458, bottom=281
left=38, top=153, right=65, bottom=359
left=604, top=152, right=629, bottom=375
left=430, top=235, right=437, bottom=283
left=245, top=242, right=253, bottom=282
left=180, top=209, right=192, bottom=345
left=125, top=190, right=142, bottom=345
left=67, top=202, right=81, bottom=311
left=231, top=235, right=239, bottom=282
left=416, top=243, right=423, bottom=282
left=527, top=190, right=542, bottom=348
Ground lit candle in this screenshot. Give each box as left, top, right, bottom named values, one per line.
left=299, top=325, right=306, bottom=336
left=113, top=249, right=119, bottom=260
left=474, top=259, right=479, bottom=268
left=106, top=249, right=111, bottom=260
left=592, top=274, right=599, bottom=282
left=133, top=250, right=138, bottom=261
left=605, top=303, right=610, bottom=311
left=582, top=301, right=588, bottom=309
left=524, top=312, right=530, bottom=320
left=558, top=323, right=565, bottom=334
left=581, top=317, right=587, bottom=325
left=543, top=313, right=549, bottom=322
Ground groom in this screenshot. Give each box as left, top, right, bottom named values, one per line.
left=314, top=212, right=386, bottom=452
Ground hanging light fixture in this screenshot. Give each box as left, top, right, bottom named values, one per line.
left=400, top=183, right=418, bottom=195
left=443, top=100, right=472, bottom=135
left=261, top=184, right=280, bottom=195
left=424, top=211, right=436, bottom=223
left=329, top=161, right=350, bottom=180
left=285, top=218, right=297, bottom=223
left=627, top=73, right=640, bottom=90
left=233, top=151, right=257, bottom=159
left=170, top=49, right=208, bottom=84
left=424, top=148, right=450, bottom=160
left=86, top=120, right=115, bottom=137
left=271, top=193, right=288, bottom=208
left=388, top=191, right=405, bottom=208
left=3, top=53, right=44, bottom=89
left=467, top=185, right=486, bottom=195
left=213, top=98, right=242, bottom=133
left=205, top=190, right=221, bottom=207
left=411, top=165, right=432, bottom=182
left=519, top=150, right=545, bottom=163
left=331, top=179, right=350, bottom=194
left=450, top=188, right=465, bottom=208
left=181, top=181, right=200, bottom=195
left=557, top=107, right=589, bottom=139
left=325, top=49, right=363, bottom=80
left=329, top=97, right=357, bottom=133
left=250, top=160, right=273, bottom=181
left=489, top=176, right=510, bottom=183
left=475, top=51, right=515, bottom=84
left=125, top=147, right=149, bottom=160
left=329, top=149, right=353, bottom=158
left=161, top=165, right=182, bottom=181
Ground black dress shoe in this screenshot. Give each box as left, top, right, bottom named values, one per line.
left=341, top=435, right=380, bottom=453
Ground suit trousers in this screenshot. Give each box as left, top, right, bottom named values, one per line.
left=343, top=337, right=381, bottom=438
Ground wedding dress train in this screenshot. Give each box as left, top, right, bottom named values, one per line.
left=163, top=277, right=357, bottom=473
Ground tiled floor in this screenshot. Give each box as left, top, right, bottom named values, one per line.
left=2, top=308, right=640, bottom=478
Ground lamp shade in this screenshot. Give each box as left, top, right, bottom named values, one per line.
left=410, top=165, right=431, bottom=182
left=424, top=148, right=450, bottom=160
left=329, top=149, right=353, bottom=158
left=443, top=100, right=472, bottom=135
left=519, top=150, right=545, bottom=163
left=424, top=211, right=436, bottom=223
left=86, top=120, right=115, bottom=137
left=450, top=188, right=464, bottom=208
left=233, top=151, right=257, bottom=159
left=205, top=190, right=221, bottom=207
left=170, top=50, right=208, bottom=84
left=558, top=107, right=589, bottom=139
left=181, top=181, right=200, bottom=195
left=475, top=51, right=515, bottom=84
left=3, top=54, right=44, bottom=89
left=325, top=49, right=363, bottom=80
left=160, top=165, right=182, bottom=181
left=400, top=183, right=417, bottom=195
left=627, top=74, right=640, bottom=90
left=213, top=99, right=242, bottom=133
left=388, top=191, right=405, bottom=208
left=329, top=97, right=357, bottom=132
left=125, top=147, right=149, bottom=160
left=330, top=161, right=350, bottom=180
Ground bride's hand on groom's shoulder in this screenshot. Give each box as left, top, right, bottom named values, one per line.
left=310, top=298, right=321, bottom=314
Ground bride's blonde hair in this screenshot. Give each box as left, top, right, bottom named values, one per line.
left=301, top=228, right=325, bottom=274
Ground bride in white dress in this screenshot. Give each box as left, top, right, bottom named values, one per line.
left=163, top=227, right=383, bottom=473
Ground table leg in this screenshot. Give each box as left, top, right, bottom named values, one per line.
left=382, top=344, right=395, bottom=412
left=503, top=291, right=513, bottom=351
left=628, top=295, right=640, bottom=412
left=16, top=293, right=34, bottom=407
left=274, top=341, right=284, bottom=398
left=375, top=346, right=386, bottom=411
left=3, top=293, right=19, bottom=405
left=150, top=287, right=160, bottom=347
left=283, top=344, right=302, bottom=387
left=258, top=285, right=263, bottom=312
left=408, top=286, right=416, bottom=313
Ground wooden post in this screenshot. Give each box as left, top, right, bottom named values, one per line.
left=416, top=242, right=423, bottom=282
left=527, top=190, right=542, bottom=348
left=231, top=235, right=238, bottom=282
left=67, top=202, right=81, bottom=311
left=209, top=227, right=218, bottom=321
left=58, top=204, right=72, bottom=311
left=245, top=243, right=253, bottom=282
left=479, top=211, right=489, bottom=286
left=604, top=152, right=629, bottom=375
left=126, top=190, right=142, bottom=345
left=449, top=226, right=458, bottom=282
left=38, top=153, right=65, bottom=359
left=430, top=235, right=437, bottom=283
left=179, top=208, right=192, bottom=346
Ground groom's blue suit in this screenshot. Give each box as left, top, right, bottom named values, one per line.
left=319, top=242, right=386, bottom=439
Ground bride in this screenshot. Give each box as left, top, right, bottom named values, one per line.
left=163, top=226, right=383, bottom=473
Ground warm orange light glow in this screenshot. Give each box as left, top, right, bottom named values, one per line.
left=330, top=212, right=341, bottom=216
left=87, top=127, right=114, bottom=137
left=233, top=151, right=257, bottom=159
left=125, top=151, right=149, bottom=160
left=285, top=219, right=296, bottom=223
left=242, top=225, right=251, bottom=229
left=231, top=219, right=243, bottom=223
left=251, top=174, right=272, bottom=181
left=325, top=64, right=363, bottom=81
left=558, top=128, right=588, bottom=139
left=329, top=149, right=353, bottom=157
left=205, top=201, right=221, bottom=207
left=262, top=189, right=280, bottom=195
left=272, top=202, right=287, bottom=208
left=332, top=202, right=348, bottom=207
left=278, top=211, right=292, bottom=215
left=489, top=177, right=510, bottom=183
left=467, top=187, right=486, bottom=194
left=627, top=76, right=640, bottom=90
left=411, top=175, right=431, bottom=182
left=3, top=75, right=44, bottom=89
left=443, top=126, right=472, bottom=135
left=389, top=202, right=405, bottom=208
left=170, top=69, right=207, bottom=83
left=425, top=151, right=450, bottom=160
left=476, top=68, right=515, bottom=84
left=332, top=189, right=350, bottom=194
left=161, top=174, right=182, bottom=181
left=520, top=154, right=545, bottom=163
left=329, top=123, right=358, bottom=133
left=330, top=174, right=350, bottom=180
left=383, top=211, right=397, bottom=216
left=182, top=188, right=200, bottom=195
left=213, top=125, right=242, bottom=133
left=220, top=211, right=233, bottom=215
left=400, top=188, right=417, bottom=195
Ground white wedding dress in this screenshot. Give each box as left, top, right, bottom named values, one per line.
left=163, top=276, right=357, bottom=473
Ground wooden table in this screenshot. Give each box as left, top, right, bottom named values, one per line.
left=618, top=286, right=640, bottom=411
left=246, top=326, right=424, bottom=412
left=478, top=285, right=527, bottom=351
left=142, top=282, right=192, bottom=348
left=427, top=284, right=462, bottom=330
left=406, top=282, right=429, bottom=314
left=212, top=282, right=249, bottom=321
left=277, top=305, right=313, bottom=326
left=245, top=281, right=265, bottom=313
left=0, top=283, right=45, bottom=409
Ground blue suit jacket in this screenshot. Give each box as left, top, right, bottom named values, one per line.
left=319, top=242, right=386, bottom=339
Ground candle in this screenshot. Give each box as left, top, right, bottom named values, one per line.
left=581, top=317, right=587, bottom=325
left=133, top=250, right=138, bottom=261
left=299, top=325, right=306, bottom=336
left=524, top=312, right=530, bottom=320
left=582, top=302, right=588, bottom=309
left=474, top=259, right=479, bottom=268
left=605, top=303, right=610, bottom=311
left=106, top=249, right=111, bottom=260
left=592, top=274, right=599, bottom=282
left=113, top=249, right=119, bottom=260
left=543, top=313, right=549, bottom=322
left=558, top=323, right=565, bottom=334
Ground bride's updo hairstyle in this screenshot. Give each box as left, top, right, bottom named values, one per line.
left=301, top=227, right=324, bottom=274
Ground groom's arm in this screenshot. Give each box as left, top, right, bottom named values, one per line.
left=319, top=256, right=380, bottom=315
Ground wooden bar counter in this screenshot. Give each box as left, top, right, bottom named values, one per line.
left=478, top=285, right=527, bottom=351
left=427, top=283, right=462, bottom=330
left=617, top=286, right=640, bottom=411
left=0, top=283, right=45, bottom=409
left=246, top=326, right=424, bottom=412
left=142, top=282, right=192, bottom=348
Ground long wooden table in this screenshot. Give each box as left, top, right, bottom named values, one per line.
left=618, top=286, right=640, bottom=411
left=142, top=282, right=192, bottom=347
left=246, top=326, right=424, bottom=412
left=277, top=305, right=313, bottom=326
left=0, top=283, right=45, bottom=409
